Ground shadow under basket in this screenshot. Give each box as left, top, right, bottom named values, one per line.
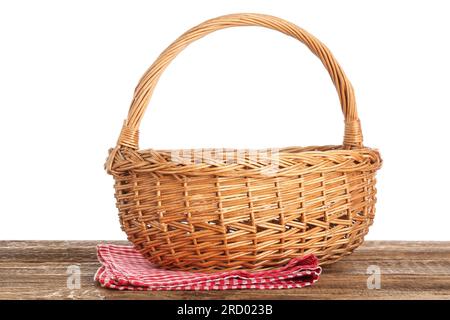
left=105, top=14, right=382, bottom=272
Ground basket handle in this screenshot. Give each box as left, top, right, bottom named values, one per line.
left=114, top=13, right=363, bottom=152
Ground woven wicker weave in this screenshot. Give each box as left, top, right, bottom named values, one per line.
left=105, top=13, right=382, bottom=271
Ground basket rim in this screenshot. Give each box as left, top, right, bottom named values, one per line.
left=142, top=145, right=377, bottom=154
left=107, top=144, right=382, bottom=177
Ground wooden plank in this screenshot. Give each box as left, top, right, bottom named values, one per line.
left=0, top=241, right=449, bottom=300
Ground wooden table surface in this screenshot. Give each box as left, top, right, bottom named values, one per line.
left=1, top=241, right=449, bottom=300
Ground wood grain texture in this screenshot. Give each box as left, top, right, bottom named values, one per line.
left=0, top=241, right=449, bottom=300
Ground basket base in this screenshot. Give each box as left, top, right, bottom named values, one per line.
left=127, top=229, right=370, bottom=272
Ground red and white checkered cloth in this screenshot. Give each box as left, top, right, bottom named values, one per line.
left=95, top=244, right=321, bottom=291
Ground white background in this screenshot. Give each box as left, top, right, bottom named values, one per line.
left=1, top=0, right=449, bottom=240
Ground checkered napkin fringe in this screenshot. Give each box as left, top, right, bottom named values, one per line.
left=95, top=244, right=321, bottom=291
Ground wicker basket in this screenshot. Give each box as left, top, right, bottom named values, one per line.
left=105, top=13, right=382, bottom=271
